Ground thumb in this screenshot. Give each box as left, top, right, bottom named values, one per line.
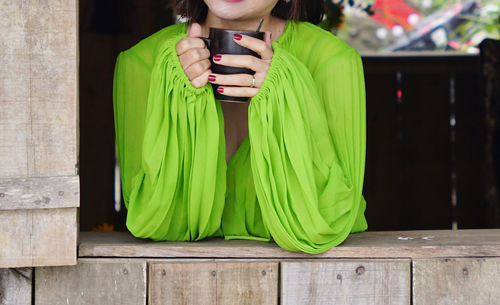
left=188, top=22, right=203, bottom=38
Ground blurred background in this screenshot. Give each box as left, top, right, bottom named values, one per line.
left=322, top=0, right=499, bottom=54
left=78, top=0, right=500, bottom=233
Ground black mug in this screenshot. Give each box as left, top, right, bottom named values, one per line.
left=201, top=28, right=265, bottom=103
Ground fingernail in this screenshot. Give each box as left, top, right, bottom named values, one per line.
left=208, top=75, right=216, bottom=82
left=217, top=87, right=224, bottom=93
left=213, top=54, right=221, bottom=62
left=234, top=34, right=242, bottom=41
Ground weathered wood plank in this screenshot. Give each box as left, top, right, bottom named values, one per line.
left=150, top=261, right=278, bottom=305
left=0, top=0, right=77, bottom=178
left=0, top=208, right=77, bottom=268
left=35, top=259, right=147, bottom=305
left=0, top=0, right=78, bottom=268
left=217, top=261, right=278, bottom=305
left=0, top=176, right=79, bottom=210
left=281, top=259, right=410, bottom=305
left=413, top=257, right=500, bottom=305
left=150, top=262, right=217, bottom=305
left=0, top=268, right=32, bottom=305
left=79, top=230, right=500, bottom=259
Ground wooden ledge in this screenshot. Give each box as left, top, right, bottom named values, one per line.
left=78, top=229, right=500, bottom=259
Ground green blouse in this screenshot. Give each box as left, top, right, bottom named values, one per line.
left=113, top=20, right=368, bottom=254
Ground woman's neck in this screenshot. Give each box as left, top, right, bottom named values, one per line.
left=201, top=12, right=286, bottom=42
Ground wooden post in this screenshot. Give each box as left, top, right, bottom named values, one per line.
left=0, top=0, right=79, bottom=267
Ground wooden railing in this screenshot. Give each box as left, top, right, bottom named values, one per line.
left=6, top=229, right=497, bottom=304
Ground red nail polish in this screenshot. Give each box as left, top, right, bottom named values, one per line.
left=208, top=75, right=216, bottom=82
left=234, top=34, right=242, bottom=41
left=213, top=55, right=221, bottom=62
left=217, top=87, right=224, bottom=93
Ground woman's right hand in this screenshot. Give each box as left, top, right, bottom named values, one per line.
left=176, top=23, right=211, bottom=88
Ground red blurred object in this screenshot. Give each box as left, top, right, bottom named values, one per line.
left=371, top=0, right=421, bottom=30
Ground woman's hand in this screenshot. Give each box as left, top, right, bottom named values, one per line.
left=176, top=23, right=212, bottom=88
left=208, top=32, right=273, bottom=97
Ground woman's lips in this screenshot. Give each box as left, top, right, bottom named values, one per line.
left=225, top=0, right=244, bottom=2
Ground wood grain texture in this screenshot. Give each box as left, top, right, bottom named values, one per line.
left=0, top=268, right=32, bottom=305
left=413, top=257, right=500, bottom=305
left=0, top=176, right=79, bottom=210
left=0, top=0, right=77, bottom=178
left=0, top=208, right=77, bottom=268
left=217, top=261, right=278, bottom=305
left=0, top=0, right=78, bottom=268
left=79, top=230, right=500, bottom=259
left=281, top=259, right=410, bottom=305
left=35, top=259, right=147, bottom=305
left=150, top=262, right=217, bottom=305
left=150, top=261, right=278, bottom=305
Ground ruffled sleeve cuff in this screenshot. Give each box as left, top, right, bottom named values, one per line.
left=153, top=33, right=214, bottom=99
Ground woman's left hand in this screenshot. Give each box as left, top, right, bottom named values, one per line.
left=208, top=32, right=273, bottom=97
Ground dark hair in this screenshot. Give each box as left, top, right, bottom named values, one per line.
left=176, top=0, right=325, bottom=25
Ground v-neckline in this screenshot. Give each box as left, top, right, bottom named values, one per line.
left=227, top=133, right=249, bottom=167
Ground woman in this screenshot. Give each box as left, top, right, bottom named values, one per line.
left=113, top=0, right=368, bottom=254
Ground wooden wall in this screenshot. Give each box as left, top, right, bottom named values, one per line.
left=0, top=0, right=78, bottom=267
left=33, top=257, right=500, bottom=305
left=1, top=256, right=496, bottom=305
left=363, top=56, right=485, bottom=230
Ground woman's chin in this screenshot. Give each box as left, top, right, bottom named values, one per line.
left=205, top=0, right=261, bottom=21
left=210, top=9, right=250, bottom=21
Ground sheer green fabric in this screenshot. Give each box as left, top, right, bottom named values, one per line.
left=113, top=20, right=368, bottom=253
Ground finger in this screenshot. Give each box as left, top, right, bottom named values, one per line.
left=185, top=59, right=211, bottom=81
left=264, top=31, right=272, bottom=47
left=216, top=86, right=260, bottom=98
left=176, top=37, right=206, bottom=55
left=191, top=69, right=211, bottom=89
left=213, top=54, right=269, bottom=72
left=207, top=73, right=257, bottom=87
left=178, top=48, right=210, bottom=69
left=188, top=22, right=203, bottom=38
left=233, top=34, right=273, bottom=60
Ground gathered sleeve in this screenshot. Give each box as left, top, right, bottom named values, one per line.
left=315, top=48, right=368, bottom=234
left=112, top=33, right=226, bottom=241
left=247, top=43, right=367, bottom=253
